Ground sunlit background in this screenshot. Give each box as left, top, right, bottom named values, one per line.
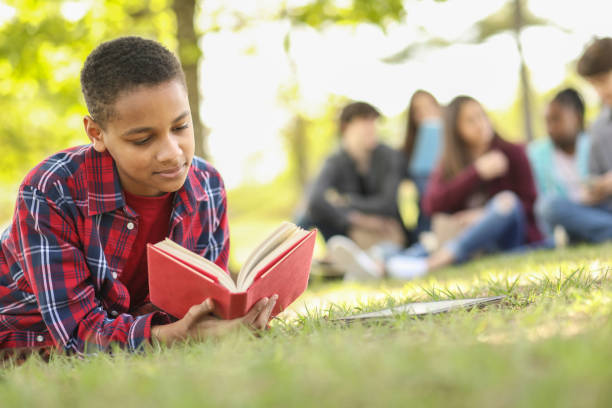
left=1, top=0, right=611, bottom=267
left=201, top=0, right=610, bottom=187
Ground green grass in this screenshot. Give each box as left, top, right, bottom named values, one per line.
left=2, top=244, right=612, bottom=407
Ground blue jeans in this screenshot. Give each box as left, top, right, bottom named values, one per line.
left=537, top=196, right=612, bottom=243
left=382, top=191, right=527, bottom=264
left=445, top=191, right=526, bottom=263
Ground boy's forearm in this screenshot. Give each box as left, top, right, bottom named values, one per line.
left=151, top=323, right=182, bottom=345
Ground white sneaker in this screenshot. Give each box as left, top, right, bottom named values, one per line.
left=553, top=225, right=569, bottom=248
left=327, top=235, right=383, bottom=281
left=386, top=256, right=428, bottom=280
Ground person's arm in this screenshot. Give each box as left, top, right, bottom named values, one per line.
left=345, top=149, right=403, bottom=217
left=422, top=165, right=481, bottom=216
left=582, top=138, right=612, bottom=204
left=202, top=174, right=230, bottom=271
left=307, top=157, right=351, bottom=233
left=588, top=136, right=607, bottom=177
left=526, top=143, right=548, bottom=196
left=17, top=183, right=170, bottom=354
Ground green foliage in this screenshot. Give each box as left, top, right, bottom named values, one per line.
left=287, top=0, right=406, bottom=29
left=0, top=0, right=176, bottom=184
left=472, top=0, right=549, bottom=43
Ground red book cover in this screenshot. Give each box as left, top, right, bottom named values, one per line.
left=147, top=229, right=317, bottom=320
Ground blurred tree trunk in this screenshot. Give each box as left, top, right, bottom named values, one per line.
left=513, top=0, right=534, bottom=141
left=173, top=0, right=209, bottom=159
left=282, top=31, right=309, bottom=189
left=288, top=114, right=308, bottom=188
left=382, top=0, right=548, bottom=142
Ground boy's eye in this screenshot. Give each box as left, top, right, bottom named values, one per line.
left=132, top=136, right=152, bottom=146
left=173, top=123, right=190, bottom=132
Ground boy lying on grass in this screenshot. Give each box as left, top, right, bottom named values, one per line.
left=0, top=36, right=277, bottom=359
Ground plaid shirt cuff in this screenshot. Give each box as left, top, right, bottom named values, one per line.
left=127, top=311, right=171, bottom=352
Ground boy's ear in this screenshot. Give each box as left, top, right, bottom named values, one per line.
left=84, top=115, right=107, bottom=153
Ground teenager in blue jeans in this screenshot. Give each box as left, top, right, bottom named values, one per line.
left=526, top=88, right=612, bottom=243
left=330, top=96, right=542, bottom=280
left=529, top=39, right=612, bottom=244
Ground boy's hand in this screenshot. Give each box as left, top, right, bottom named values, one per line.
left=348, top=212, right=387, bottom=232
left=583, top=173, right=612, bottom=204
left=151, top=295, right=278, bottom=345
left=325, top=189, right=349, bottom=207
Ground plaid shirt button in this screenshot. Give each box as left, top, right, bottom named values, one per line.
left=110, top=310, right=118, bottom=317
left=127, top=222, right=135, bottom=230
left=112, top=272, right=118, bottom=279
left=36, top=335, right=44, bottom=342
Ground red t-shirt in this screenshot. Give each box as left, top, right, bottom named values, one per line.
left=122, top=190, right=174, bottom=310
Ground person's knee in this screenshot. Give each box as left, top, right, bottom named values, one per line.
left=537, top=196, right=570, bottom=225
left=492, top=191, right=520, bottom=216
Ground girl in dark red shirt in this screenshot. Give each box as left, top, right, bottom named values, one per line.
left=384, top=95, right=543, bottom=278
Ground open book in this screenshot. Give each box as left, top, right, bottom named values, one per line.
left=147, top=222, right=317, bottom=320
left=333, top=296, right=505, bottom=322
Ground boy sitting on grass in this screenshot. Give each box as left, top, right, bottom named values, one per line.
left=0, top=36, right=277, bottom=358
left=577, top=38, right=612, bottom=209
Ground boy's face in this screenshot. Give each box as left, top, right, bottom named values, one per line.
left=587, top=70, right=612, bottom=107
left=342, top=117, right=379, bottom=158
left=84, top=79, right=195, bottom=196
left=545, top=101, right=580, bottom=150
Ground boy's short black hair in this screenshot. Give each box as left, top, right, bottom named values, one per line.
left=577, top=37, right=612, bottom=78
left=339, top=102, right=381, bottom=135
left=551, top=88, right=585, bottom=129
left=80, top=36, right=185, bottom=126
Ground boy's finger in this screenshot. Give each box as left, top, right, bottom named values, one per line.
left=253, top=295, right=278, bottom=330
left=185, top=298, right=215, bottom=323
left=242, top=297, right=269, bottom=325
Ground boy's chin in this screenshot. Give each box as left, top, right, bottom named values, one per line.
left=150, top=176, right=188, bottom=195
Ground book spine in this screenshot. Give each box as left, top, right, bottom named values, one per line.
left=226, top=292, right=249, bottom=320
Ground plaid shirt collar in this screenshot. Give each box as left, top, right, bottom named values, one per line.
left=84, top=147, right=209, bottom=217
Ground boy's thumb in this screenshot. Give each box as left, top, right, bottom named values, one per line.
left=186, top=298, right=215, bottom=320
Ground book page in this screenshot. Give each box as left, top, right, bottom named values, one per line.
left=236, top=222, right=298, bottom=289
left=154, top=239, right=238, bottom=292
left=237, top=228, right=310, bottom=291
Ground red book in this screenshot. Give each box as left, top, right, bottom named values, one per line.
left=147, top=222, right=317, bottom=320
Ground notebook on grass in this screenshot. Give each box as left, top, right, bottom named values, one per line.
left=334, top=296, right=505, bottom=322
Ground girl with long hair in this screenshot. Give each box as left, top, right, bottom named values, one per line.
left=385, top=95, right=543, bottom=277
left=400, top=90, right=443, bottom=233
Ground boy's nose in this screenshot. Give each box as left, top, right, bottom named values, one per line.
left=157, top=133, right=183, bottom=162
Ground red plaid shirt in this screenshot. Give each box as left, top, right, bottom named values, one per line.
left=0, top=145, right=229, bottom=354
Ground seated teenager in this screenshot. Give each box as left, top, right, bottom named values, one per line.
left=0, top=37, right=277, bottom=359
left=400, top=90, right=443, bottom=234
left=327, top=96, right=543, bottom=280
left=575, top=38, right=612, bottom=218
left=526, top=89, right=612, bottom=243
left=303, top=102, right=409, bottom=279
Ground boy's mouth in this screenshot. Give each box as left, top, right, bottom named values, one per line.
left=154, top=163, right=186, bottom=179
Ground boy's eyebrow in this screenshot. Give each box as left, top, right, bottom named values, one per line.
left=121, top=111, right=190, bottom=137
left=172, top=111, right=190, bottom=123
